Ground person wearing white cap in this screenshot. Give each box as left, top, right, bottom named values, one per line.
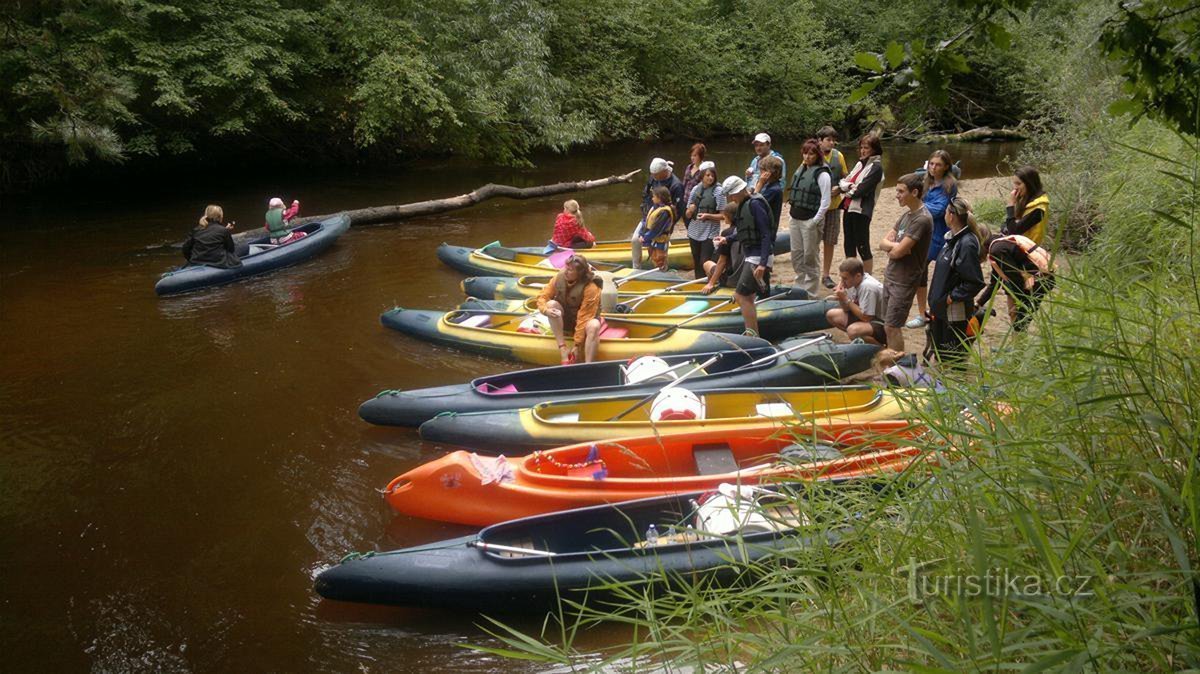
left=683, top=161, right=725, bottom=278
left=630, top=157, right=685, bottom=268
left=265, top=196, right=307, bottom=245
left=745, top=133, right=786, bottom=194
left=705, top=175, right=774, bottom=337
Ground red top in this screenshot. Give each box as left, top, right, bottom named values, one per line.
left=552, top=213, right=595, bottom=247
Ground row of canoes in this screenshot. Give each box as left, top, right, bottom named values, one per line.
left=313, top=232, right=944, bottom=612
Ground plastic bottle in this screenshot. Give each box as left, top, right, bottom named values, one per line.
left=645, top=523, right=659, bottom=546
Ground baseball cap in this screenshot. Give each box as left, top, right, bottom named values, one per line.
left=752, top=132, right=771, bottom=145
left=721, top=176, right=748, bottom=195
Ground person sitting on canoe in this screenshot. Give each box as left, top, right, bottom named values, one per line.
left=550, top=199, right=595, bottom=249
left=536, top=254, right=602, bottom=365
left=183, top=205, right=245, bottom=269
left=700, top=203, right=741, bottom=292
left=701, top=176, right=774, bottom=337
left=266, top=197, right=307, bottom=245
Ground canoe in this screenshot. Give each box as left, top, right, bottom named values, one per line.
left=155, top=213, right=351, bottom=296
left=358, top=336, right=880, bottom=427
left=418, top=386, right=909, bottom=453
left=436, top=242, right=686, bottom=279
left=462, top=274, right=805, bottom=301
left=508, top=229, right=793, bottom=263
left=458, top=295, right=835, bottom=341
left=380, top=307, right=770, bottom=366
left=385, top=420, right=925, bottom=526
left=315, top=477, right=887, bottom=611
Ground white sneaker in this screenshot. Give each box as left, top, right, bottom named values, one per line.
left=905, top=316, right=928, bottom=329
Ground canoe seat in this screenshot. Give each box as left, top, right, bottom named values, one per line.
left=667, top=299, right=711, bottom=315
left=547, top=249, right=574, bottom=268
left=479, top=382, right=518, bottom=395
left=248, top=244, right=278, bottom=255
left=755, top=402, right=795, bottom=418
left=457, top=314, right=491, bottom=328
left=693, top=443, right=739, bottom=475
left=599, top=325, right=629, bottom=339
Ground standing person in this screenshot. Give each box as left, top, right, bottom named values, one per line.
left=745, top=133, right=786, bottom=194
left=1002, top=166, right=1050, bottom=244
left=907, top=150, right=958, bottom=328
left=536, top=254, right=603, bottom=364
left=836, top=134, right=884, bottom=273
left=925, top=197, right=985, bottom=366
left=266, top=197, right=308, bottom=245
left=755, top=155, right=785, bottom=229
left=976, top=234, right=1055, bottom=332
left=817, top=126, right=849, bottom=289
left=640, top=186, right=677, bottom=271
left=550, top=199, right=595, bottom=248
left=877, top=173, right=933, bottom=352
left=630, top=157, right=685, bottom=268
left=786, top=139, right=832, bottom=296
left=718, top=176, right=774, bottom=337
left=681, top=143, right=707, bottom=207
left=825, top=257, right=887, bottom=345
left=183, top=205, right=243, bottom=268
left=684, top=161, right=726, bottom=278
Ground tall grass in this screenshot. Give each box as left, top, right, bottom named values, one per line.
left=475, top=127, right=1199, bottom=671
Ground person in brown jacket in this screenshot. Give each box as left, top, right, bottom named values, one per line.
left=536, top=254, right=603, bottom=364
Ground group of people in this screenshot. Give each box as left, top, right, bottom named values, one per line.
left=182, top=198, right=302, bottom=268
left=543, top=128, right=1057, bottom=368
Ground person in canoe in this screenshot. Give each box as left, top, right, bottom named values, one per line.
left=536, top=254, right=603, bottom=365
left=182, top=205, right=245, bottom=269
left=550, top=199, right=595, bottom=249
left=266, top=197, right=307, bottom=245
left=640, top=186, right=678, bottom=271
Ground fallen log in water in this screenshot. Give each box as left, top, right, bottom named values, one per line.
left=917, top=127, right=1028, bottom=144
left=231, top=168, right=642, bottom=244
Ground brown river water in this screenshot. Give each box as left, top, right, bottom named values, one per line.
left=0, top=138, right=1020, bottom=671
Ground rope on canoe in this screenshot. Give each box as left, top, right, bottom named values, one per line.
left=374, top=390, right=403, bottom=398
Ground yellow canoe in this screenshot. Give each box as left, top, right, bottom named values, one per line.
left=437, top=242, right=690, bottom=278
left=381, top=308, right=770, bottom=365
left=509, top=237, right=694, bottom=269
left=417, top=386, right=913, bottom=452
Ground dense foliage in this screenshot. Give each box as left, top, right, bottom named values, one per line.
left=2, top=0, right=1083, bottom=190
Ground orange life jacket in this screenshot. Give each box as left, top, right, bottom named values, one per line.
left=989, top=234, right=1052, bottom=280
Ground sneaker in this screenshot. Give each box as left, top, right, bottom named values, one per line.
left=822, top=276, right=835, bottom=289
left=905, top=316, right=928, bottom=329
left=850, top=337, right=866, bottom=345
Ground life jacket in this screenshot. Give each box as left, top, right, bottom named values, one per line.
left=825, top=148, right=846, bottom=208
left=788, top=164, right=831, bottom=220
left=1019, top=193, right=1050, bottom=244
left=645, top=204, right=676, bottom=244
left=265, top=207, right=288, bottom=237
left=989, top=234, right=1052, bottom=279
left=553, top=271, right=599, bottom=334
left=695, top=184, right=719, bottom=215
left=734, top=194, right=769, bottom=252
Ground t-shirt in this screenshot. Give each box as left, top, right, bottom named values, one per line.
left=848, top=273, right=884, bottom=321
left=884, top=206, right=933, bottom=287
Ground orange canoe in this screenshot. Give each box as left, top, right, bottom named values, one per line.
left=385, top=420, right=928, bottom=526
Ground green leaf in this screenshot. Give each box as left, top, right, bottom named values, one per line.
left=854, top=51, right=884, bottom=73
left=1107, top=98, right=1141, bottom=117
left=848, top=78, right=881, bottom=103
left=985, top=22, right=1012, bottom=50
left=885, top=41, right=905, bottom=69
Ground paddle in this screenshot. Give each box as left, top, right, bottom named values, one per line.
left=468, top=540, right=557, bottom=557
left=606, top=353, right=725, bottom=422
left=616, top=278, right=708, bottom=311
left=727, top=334, right=829, bottom=372
left=646, top=290, right=790, bottom=339
left=613, top=267, right=675, bottom=287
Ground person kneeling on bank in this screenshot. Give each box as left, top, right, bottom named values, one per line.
left=826, top=257, right=886, bottom=345
left=536, top=254, right=603, bottom=364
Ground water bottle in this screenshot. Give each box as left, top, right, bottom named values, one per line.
left=645, top=523, right=659, bottom=546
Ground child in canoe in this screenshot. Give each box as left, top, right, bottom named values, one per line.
left=550, top=200, right=596, bottom=249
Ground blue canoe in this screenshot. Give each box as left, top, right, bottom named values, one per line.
left=155, top=214, right=351, bottom=296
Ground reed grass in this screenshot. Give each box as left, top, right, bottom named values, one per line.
left=473, top=126, right=1200, bottom=671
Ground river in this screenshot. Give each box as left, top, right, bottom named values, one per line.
left=0, top=138, right=1020, bottom=671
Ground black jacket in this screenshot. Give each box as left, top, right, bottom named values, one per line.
left=928, top=228, right=984, bottom=319
left=182, top=220, right=242, bottom=269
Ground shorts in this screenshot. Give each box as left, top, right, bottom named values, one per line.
left=850, top=319, right=887, bottom=344
left=733, top=261, right=770, bottom=298
left=916, top=260, right=930, bottom=288
left=882, top=282, right=918, bottom=328
left=822, top=209, right=841, bottom=247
